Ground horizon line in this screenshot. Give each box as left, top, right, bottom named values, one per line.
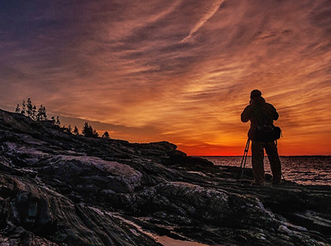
left=194, top=155, right=331, bottom=157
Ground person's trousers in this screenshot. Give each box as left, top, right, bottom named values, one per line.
left=251, top=140, right=281, bottom=184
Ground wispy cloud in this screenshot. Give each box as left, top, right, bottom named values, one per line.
left=181, top=0, right=225, bottom=42
left=1, top=0, right=331, bottom=155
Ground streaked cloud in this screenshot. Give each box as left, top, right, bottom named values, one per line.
left=181, top=0, right=225, bottom=42
left=0, top=0, right=331, bottom=155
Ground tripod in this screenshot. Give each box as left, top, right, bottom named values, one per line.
left=238, top=138, right=250, bottom=181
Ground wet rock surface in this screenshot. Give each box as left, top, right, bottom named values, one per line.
left=0, top=109, right=330, bottom=246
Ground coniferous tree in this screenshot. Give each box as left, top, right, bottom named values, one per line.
left=32, top=105, right=37, bottom=120
left=37, top=106, right=42, bottom=121
left=15, top=104, right=20, bottom=113
left=73, top=126, right=79, bottom=135
left=51, top=116, right=58, bottom=125
left=82, top=122, right=90, bottom=137
left=21, top=100, right=26, bottom=115
left=27, top=98, right=33, bottom=118
left=37, top=105, right=47, bottom=121
left=42, top=106, right=47, bottom=120
left=82, top=122, right=98, bottom=138
left=15, top=99, right=49, bottom=121
left=56, top=116, right=61, bottom=125
left=93, top=129, right=99, bottom=138
left=102, top=131, right=110, bottom=139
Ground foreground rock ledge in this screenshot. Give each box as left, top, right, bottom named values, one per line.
left=0, top=109, right=330, bottom=246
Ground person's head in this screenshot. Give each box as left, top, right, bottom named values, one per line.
left=250, top=89, right=262, bottom=100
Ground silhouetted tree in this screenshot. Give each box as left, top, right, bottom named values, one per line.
left=60, top=125, right=71, bottom=134
left=43, top=106, right=47, bottom=120
left=82, top=122, right=98, bottom=138
left=37, top=105, right=47, bottom=121
left=16, top=99, right=52, bottom=122
left=32, top=105, right=37, bottom=120
left=56, top=116, right=61, bottom=125
left=102, top=131, right=110, bottom=139
left=15, top=104, right=20, bottom=113
left=73, top=126, right=79, bottom=135
left=82, top=122, right=90, bottom=136
left=27, top=98, right=33, bottom=118
left=21, top=100, right=26, bottom=115
left=93, top=129, right=99, bottom=138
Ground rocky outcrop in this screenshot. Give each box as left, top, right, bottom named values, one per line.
left=0, top=109, right=330, bottom=245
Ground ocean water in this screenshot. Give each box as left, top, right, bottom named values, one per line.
left=203, top=156, right=331, bottom=186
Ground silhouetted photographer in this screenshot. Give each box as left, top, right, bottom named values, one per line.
left=241, top=89, right=282, bottom=185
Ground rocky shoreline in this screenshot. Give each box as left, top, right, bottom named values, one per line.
left=0, top=109, right=330, bottom=245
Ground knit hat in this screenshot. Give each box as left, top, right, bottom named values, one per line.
left=250, top=89, right=262, bottom=99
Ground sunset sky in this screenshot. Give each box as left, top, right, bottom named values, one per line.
left=1, top=0, right=331, bottom=156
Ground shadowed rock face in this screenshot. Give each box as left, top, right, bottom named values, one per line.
left=0, top=109, right=330, bottom=246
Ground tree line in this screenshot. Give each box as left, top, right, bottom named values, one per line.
left=60, top=122, right=110, bottom=139
left=15, top=98, right=55, bottom=122
left=15, top=99, right=110, bottom=139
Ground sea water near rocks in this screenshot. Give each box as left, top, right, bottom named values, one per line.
left=204, top=156, right=331, bottom=186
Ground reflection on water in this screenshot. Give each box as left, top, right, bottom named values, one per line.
left=204, top=156, right=331, bottom=186
left=156, top=236, right=211, bottom=246
left=109, top=212, right=211, bottom=246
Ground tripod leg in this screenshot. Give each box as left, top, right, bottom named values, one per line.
left=238, top=138, right=250, bottom=180
left=240, top=139, right=250, bottom=180
left=240, top=140, right=250, bottom=181
left=243, top=140, right=250, bottom=170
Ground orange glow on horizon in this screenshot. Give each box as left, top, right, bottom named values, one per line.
left=177, top=145, right=242, bottom=157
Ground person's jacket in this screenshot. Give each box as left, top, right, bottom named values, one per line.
left=241, top=96, right=279, bottom=128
